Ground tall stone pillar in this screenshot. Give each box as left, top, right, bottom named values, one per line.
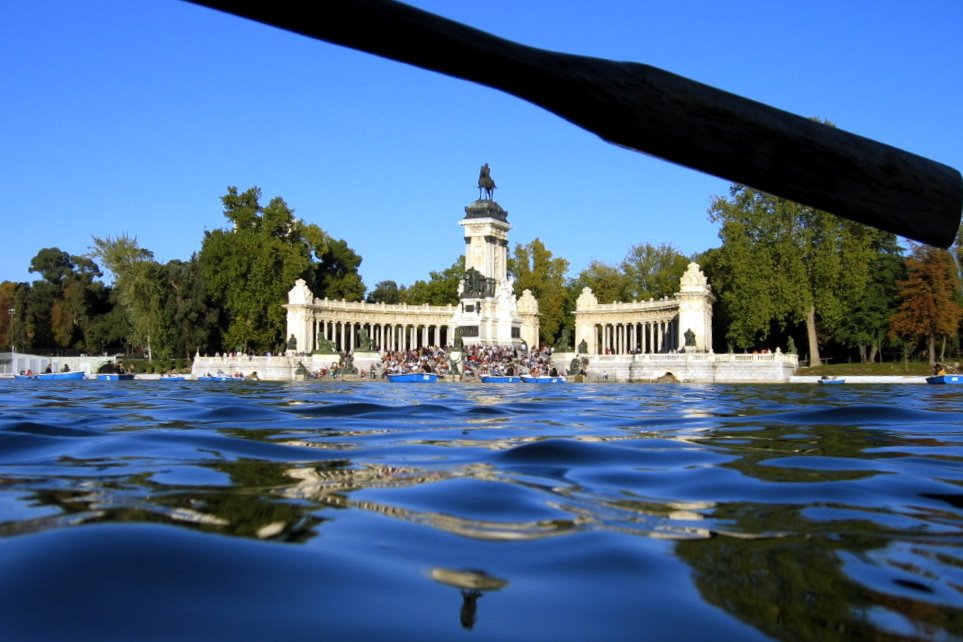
left=676, top=262, right=714, bottom=352
left=451, top=186, right=526, bottom=348
left=284, top=279, right=316, bottom=355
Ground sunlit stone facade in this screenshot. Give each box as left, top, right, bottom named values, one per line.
left=284, top=197, right=539, bottom=354
left=574, top=262, right=713, bottom=355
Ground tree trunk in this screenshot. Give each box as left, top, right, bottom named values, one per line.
left=928, top=333, right=937, bottom=366
left=857, top=345, right=867, bottom=363
left=805, top=305, right=821, bottom=367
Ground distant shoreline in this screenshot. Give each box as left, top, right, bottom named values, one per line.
left=791, top=375, right=927, bottom=384
left=0, top=373, right=936, bottom=384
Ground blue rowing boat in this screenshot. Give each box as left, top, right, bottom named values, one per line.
left=480, top=375, right=520, bottom=383
left=14, top=371, right=86, bottom=381
left=926, top=374, right=963, bottom=384
left=818, top=377, right=845, bottom=385
left=520, top=374, right=566, bottom=384
left=387, top=372, right=438, bottom=383
left=96, top=373, right=135, bottom=381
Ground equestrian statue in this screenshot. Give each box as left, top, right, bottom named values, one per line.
left=477, top=163, right=496, bottom=200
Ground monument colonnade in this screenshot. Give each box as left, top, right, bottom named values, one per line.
left=314, top=302, right=456, bottom=352
left=581, top=302, right=681, bottom=355
left=574, top=262, right=714, bottom=356
left=286, top=285, right=458, bottom=354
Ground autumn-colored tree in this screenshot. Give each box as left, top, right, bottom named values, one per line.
left=889, top=245, right=963, bottom=366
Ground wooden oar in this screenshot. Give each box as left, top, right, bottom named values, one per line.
left=185, top=0, right=963, bottom=247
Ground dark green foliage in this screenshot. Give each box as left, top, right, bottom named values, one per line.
left=708, top=184, right=879, bottom=365
left=199, top=187, right=365, bottom=353
left=568, top=260, right=628, bottom=304
left=620, top=242, right=689, bottom=301
left=510, top=239, right=569, bottom=346
left=366, top=280, right=403, bottom=304
left=402, top=256, right=465, bottom=306
left=833, top=233, right=905, bottom=362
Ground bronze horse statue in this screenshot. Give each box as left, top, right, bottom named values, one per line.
left=477, top=163, right=496, bottom=200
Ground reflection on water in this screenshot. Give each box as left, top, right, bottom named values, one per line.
left=1, top=380, right=962, bottom=640
left=430, top=568, right=508, bottom=630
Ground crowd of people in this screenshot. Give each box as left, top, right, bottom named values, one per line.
left=459, top=344, right=562, bottom=378
left=373, top=344, right=563, bottom=379
left=377, top=346, right=453, bottom=377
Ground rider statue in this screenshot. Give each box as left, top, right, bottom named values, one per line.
left=478, top=163, right=496, bottom=200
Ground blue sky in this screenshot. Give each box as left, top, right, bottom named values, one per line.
left=2, top=1, right=961, bottom=290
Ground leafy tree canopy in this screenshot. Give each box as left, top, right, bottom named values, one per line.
left=510, top=238, right=569, bottom=346
left=620, top=242, right=689, bottom=301
left=367, top=280, right=403, bottom=304
left=570, top=260, right=629, bottom=304
left=890, top=244, right=963, bottom=365
left=198, top=186, right=365, bottom=352
left=708, top=184, right=878, bottom=365
left=403, top=256, right=464, bottom=306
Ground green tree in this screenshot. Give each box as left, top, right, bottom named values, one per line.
left=83, top=287, right=129, bottom=354
left=22, top=247, right=107, bottom=350
left=29, top=248, right=75, bottom=286
left=199, top=187, right=365, bottom=353
left=366, top=280, right=403, bottom=304
left=0, top=283, right=16, bottom=350
left=509, top=238, right=569, bottom=346
left=90, top=235, right=164, bottom=359
left=709, top=185, right=877, bottom=365
left=403, top=257, right=465, bottom=305
left=889, top=245, right=963, bottom=366
left=161, top=258, right=216, bottom=359
left=570, top=260, right=629, bottom=304
left=313, top=237, right=365, bottom=302
left=620, top=242, right=689, bottom=301
left=833, top=232, right=904, bottom=362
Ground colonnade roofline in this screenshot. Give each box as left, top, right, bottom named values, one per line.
left=284, top=300, right=457, bottom=315
left=576, top=297, right=683, bottom=315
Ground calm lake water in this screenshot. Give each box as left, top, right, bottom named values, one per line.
left=1, top=380, right=962, bottom=641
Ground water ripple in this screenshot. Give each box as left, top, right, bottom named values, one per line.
left=1, top=380, right=962, bottom=640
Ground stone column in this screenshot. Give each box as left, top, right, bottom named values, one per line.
left=676, top=262, right=714, bottom=352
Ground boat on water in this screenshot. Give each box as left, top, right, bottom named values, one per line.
left=195, top=375, right=235, bottom=381
left=818, top=376, right=845, bottom=385
left=520, top=374, right=566, bottom=384
left=926, top=374, right=963, bottom=384
left=96, top=373, right=135, bottom=381
left=387, top=372, right=438, bottom=383
left=480, top=375, right=521, bottom=383
left=157, top=376, right=186, bottom=381
left=14, top=371, right=86, bottom=381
